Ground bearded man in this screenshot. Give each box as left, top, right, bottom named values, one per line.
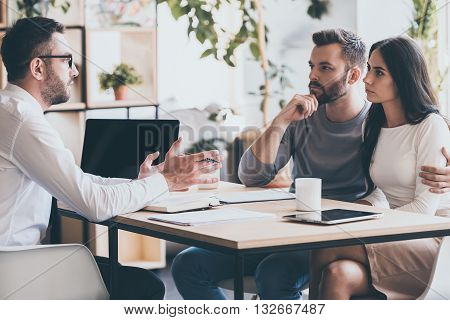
left=0, top=17, right=222, bottom=299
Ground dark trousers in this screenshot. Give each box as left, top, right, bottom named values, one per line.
left=95, top=256, right=165, bottom=300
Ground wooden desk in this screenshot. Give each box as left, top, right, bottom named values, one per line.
left=58, top=182, right=450, bottom=300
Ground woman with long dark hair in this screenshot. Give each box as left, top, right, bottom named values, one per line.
left=308, top=36, right=450, bottom=300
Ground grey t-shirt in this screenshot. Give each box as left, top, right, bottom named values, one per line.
left=238, top=102, right=370, bottom=202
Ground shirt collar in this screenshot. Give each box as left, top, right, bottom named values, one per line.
left=4, top=83, right=44, bottom=113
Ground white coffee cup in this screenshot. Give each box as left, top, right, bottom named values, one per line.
left=295, top=178, right=322, bottom=211
left=197, top=169, right=220, bottom=190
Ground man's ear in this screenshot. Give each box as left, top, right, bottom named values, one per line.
left=29, top=58, right=45, bottom=81
left=347, top=67, right=362, bottom=85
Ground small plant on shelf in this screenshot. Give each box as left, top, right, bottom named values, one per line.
left=98, top=63, right=142, bottom=100
left=16, top=0, right=71, bottom=18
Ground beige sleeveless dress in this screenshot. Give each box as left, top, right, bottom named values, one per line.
left=365, top=237, right=443, bottom=299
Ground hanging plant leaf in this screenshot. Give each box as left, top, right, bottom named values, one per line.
left=307, top=0, right=329, bottom=20
left=249, top=42, right=260, bottom=60
left=200, top=48, right=214, bottom=58
left=223, top=54, right=236, bottom=67
left=167, top=0, right=187, bottom=20
left=196, top=30, right=207, bottom=44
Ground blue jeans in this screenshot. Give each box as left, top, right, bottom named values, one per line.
left=171, top=247, right=310, bottom=300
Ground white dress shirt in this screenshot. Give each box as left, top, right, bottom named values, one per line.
left=364, top=113, right=450, bottom=215
left=0, top=84, right=169, bottom=246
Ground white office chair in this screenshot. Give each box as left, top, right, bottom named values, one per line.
left=418, top=236, right=450, bottom=300
left=0, top=244, right=109, bottom=300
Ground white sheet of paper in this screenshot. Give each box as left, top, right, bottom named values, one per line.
left=147, top=208, right=276, bottom=226
left=217, top=190, right=295, bottom=204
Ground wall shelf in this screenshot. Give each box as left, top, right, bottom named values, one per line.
left=87, top=100, right=158, bottom=109
left=49, top=102, right=87, bottom=112
left=85, top=27, right=157, bottom=107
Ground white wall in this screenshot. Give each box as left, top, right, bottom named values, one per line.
left=356, top=0, right=413, bottom=46
left=157, top=3, right=245, bottom=114
left=437, top=0, right=449, bottom=115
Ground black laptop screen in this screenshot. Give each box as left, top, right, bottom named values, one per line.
left=81, top=119, right=179, bottom=179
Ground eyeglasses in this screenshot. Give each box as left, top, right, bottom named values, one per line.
left=37, top=54, right=73, bottom=69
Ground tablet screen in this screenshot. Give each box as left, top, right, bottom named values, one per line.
left=284, top=209, right=381, bottom=224
left=321, top=209, right=379, bottom=221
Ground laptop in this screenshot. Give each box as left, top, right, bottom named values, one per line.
left=81, top=119, right=179, bottom=179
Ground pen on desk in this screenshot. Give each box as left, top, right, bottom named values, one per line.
left=198, top=157, right=220, bottom=164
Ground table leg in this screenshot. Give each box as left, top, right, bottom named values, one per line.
left=234, top=254, right=244, bottom=300
left=108, top=225, right=119, bottom=299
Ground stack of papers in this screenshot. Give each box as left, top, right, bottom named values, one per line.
left=147, top=208, right=276, bottom=226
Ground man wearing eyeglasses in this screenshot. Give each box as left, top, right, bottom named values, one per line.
left=0, top=17, right=222, bottom=299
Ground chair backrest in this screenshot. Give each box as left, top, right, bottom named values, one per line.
left=0, top=244, right=109, bottom=300
left=419, top=237, right=450, bottom=300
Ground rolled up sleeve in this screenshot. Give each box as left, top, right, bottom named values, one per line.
left=238, top=125, right=293, bottom=187
left=11, top=116, right=169, bottom=222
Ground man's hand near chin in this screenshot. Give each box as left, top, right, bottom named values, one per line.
left=420, top=147, right=450, bottom=194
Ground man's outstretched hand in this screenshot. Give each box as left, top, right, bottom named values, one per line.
left=161, top=138, right=223, bottom=191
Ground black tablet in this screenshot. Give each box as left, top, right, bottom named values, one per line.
left=284, top=209, right=383, bottom=225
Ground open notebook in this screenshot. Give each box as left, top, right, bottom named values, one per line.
left=147, top=208, right=276, bottom=226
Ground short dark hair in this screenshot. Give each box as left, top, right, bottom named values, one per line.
left=1, top=17, right=65, bottom=82
left=312, top=29, right=366, bottom=69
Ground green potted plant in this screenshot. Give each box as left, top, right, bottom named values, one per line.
left=98, top=63, right=142, bottom=100
left=16, top=0, right=70, bottom=18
